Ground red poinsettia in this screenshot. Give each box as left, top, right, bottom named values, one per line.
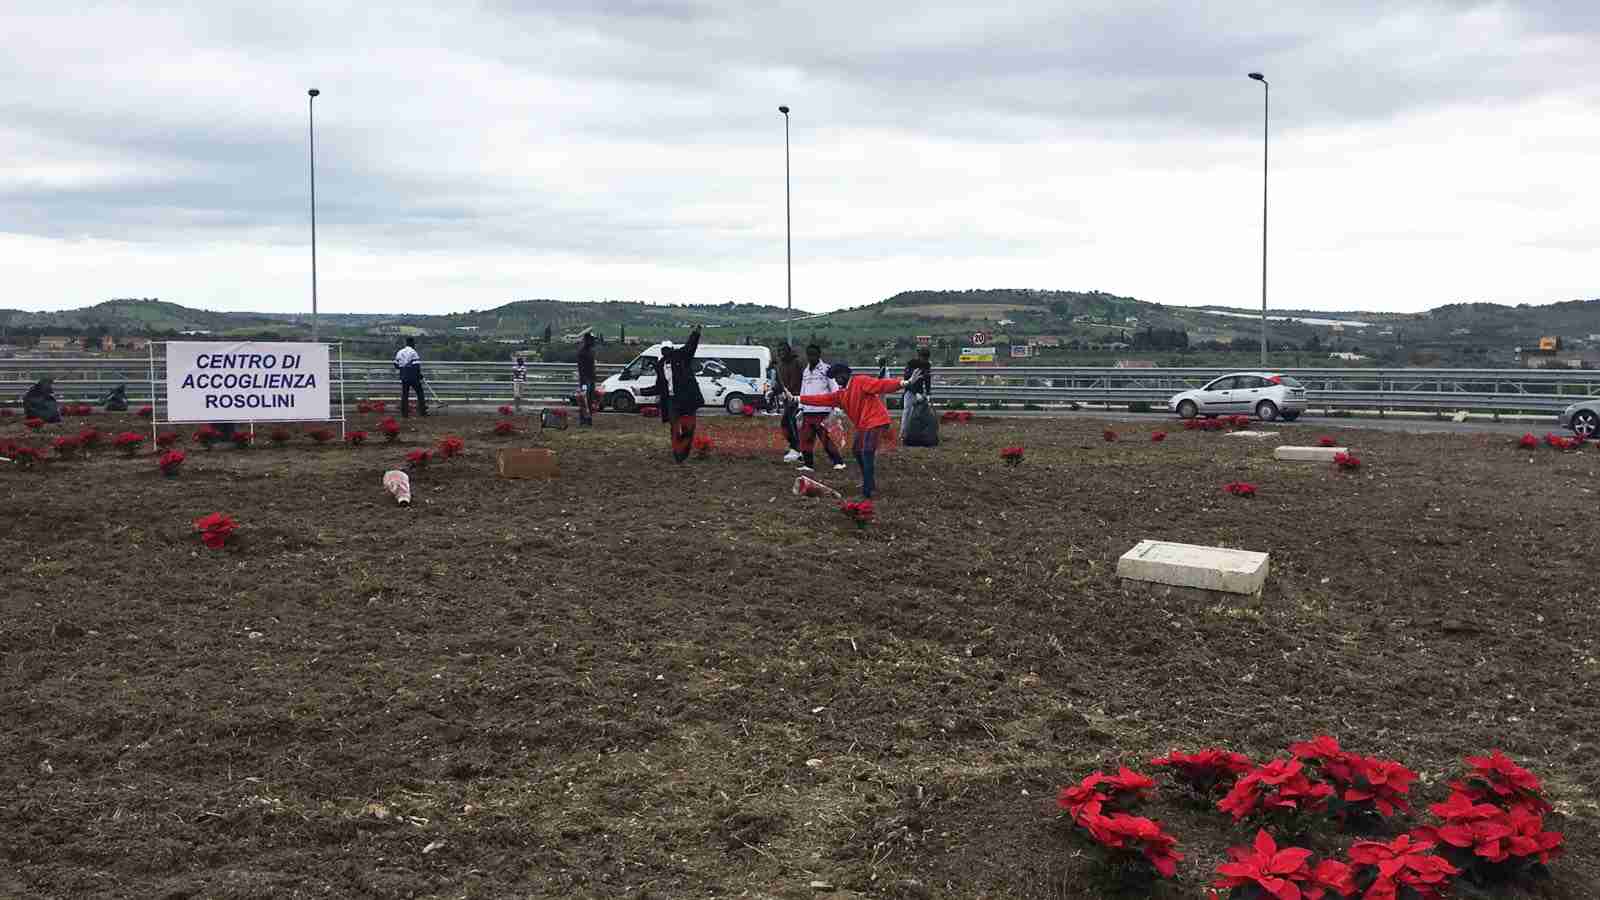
left=357, top=401, right=374, bottom=413
left=1151, top=748, right=1253, bottom=795
left=155, top=431, right=179, bottom=448
left=192, top=425, right=223, bottom=448
left=692, top=434, right=714, bottom=458
left=1458, top=749, right=1552, bottom=813
left=498, top=404, right=514, bottom=416
left=1342, top=834, right=1458, bottom=900
left=113, top=431, right=146, bottom=456
left=1151, top=431, right=1167, bottom=443
left=1223, top=481, right=1258, bottom=497
left=1318, top=436, right=1337, bottom=447
left=136, top=405, right=153, bottom=418
left=1078, top=812, right=1184, bottom=878
left=493, top=420, right=516, bottom=436
left=1103, top=429, right=1118, bottom=442
left=639, top=404, right=660, bottom=417
left=9, top=445, right=44, bottom=467
left=194, top=512, right=237, bottom=549
left=1057, top=767, right=1156, bottom=822
left=1218, top=757, right=1334, bottom=823
left=268, top=427, right=292, bottom=446
left=379, top=417, right=401, bottom=441
left=157, top=449, right=185, bottom=476
left=1518, top=433, right=1538, bottom=450
left=1412, top=793, right=1564, bottom=867
left=1290, top=735, right=1417, bottom=821
left=51, top=435, right=81, bottom=457
left=77, top=428, right=101, bottom=449
left=370, top=400, right=386, bottom=413
left=24, top=416, right=45, bottom=430
left=1000, top=446, right=1025, bottom=466
left=346, top=430, right=368, bottom=447
left=230, top=431, right=253, bottom=449
left=306, top=427, right=334, bottom=444
left=437, top=435, right=465, bottom=459
left=1213, top=831, right=1353, bottom=900
left=840, top=499, right=875, bottom=528
left=1332, top=452, right=1361, bottom=470
left=406, top=448, right=432, bottom=468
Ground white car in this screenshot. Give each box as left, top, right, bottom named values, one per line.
left=601, top=342, right=771, bottom=415
left=1168, top=372, right=1306, bottom=422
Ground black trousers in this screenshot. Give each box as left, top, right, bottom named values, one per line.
left=401, top=378, right=428, bottom=416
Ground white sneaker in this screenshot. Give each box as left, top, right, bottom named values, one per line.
left=797, top=465, right=814, bottom=472
left=832, top=463, right=847, bottom=471
left=783, top=450, right=802, bottom=462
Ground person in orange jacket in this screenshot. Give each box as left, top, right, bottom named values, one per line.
left=798, top=364, right=921, bottom=498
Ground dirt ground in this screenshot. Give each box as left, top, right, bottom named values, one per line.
left=2, top=409, right=1598, bottom=899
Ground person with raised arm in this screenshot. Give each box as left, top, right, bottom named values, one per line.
left=798, top=364, right=920, bottom=499
left=654, top=326, right=703, bottom=462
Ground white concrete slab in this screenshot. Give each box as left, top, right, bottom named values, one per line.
left=1274, top=445, right=1347, bottom=462
left=1226, top=431, right=1277, bottom=438
left=1117, top=539, right=1270, bottom=596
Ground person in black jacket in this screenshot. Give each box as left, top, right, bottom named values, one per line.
left=576, top=330, right=598, bottom=426
left=657, top=326, right=703, bottom=462
left=637, top=355, right=672, bottom=425
left=901, top=347, right=933, bottom=436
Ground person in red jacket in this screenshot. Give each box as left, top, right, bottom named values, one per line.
left=798, top=364, right=914, bottom=499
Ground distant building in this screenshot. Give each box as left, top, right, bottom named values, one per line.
left=100, top=335, right=116, bottom=352
left=1114, top=359, right=1156, bottom=368
left=123, top=337, right=150, bottom=352
left=1031, top=336, right=1064, bottom=348
left=37, top=335, right=74, bottom=351
left=915, top=335, right=932, bottom=348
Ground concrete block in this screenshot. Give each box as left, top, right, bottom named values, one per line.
left=497, top=448, right=558, bottom=479
left=1274, top=445, right=1346, bottom=462
left=1226, top=431, right=1277, bottom=438
left=1117, top=539, right=1270, bottom=596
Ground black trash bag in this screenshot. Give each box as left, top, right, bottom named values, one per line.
left=22, top=380, right=62, bottom=423
left=101, top=383, right=129, bottom=411
left=903, top=393, right=939, bottom=447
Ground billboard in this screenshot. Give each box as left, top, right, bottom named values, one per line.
left=959, top=346, right=996, bottom=363
left=165, top=342, right=331, bottom=423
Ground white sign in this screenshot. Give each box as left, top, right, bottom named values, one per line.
left=165, top=342, right=331, bottom=423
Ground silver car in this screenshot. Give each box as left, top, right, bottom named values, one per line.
left=1559, top=398, right=1600, bottom=438
left=1168, top=372, right=1307, bottom=422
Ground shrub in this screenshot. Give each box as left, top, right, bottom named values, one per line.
left=346, top=430, right=368, bottom=447
left=157, top=449, right=186, bottom=477
left=1150, top=748, right=1252, bottom=797
left=155, top=431, right=180, bottom=449
left=1000, top=446, right=1025, bottom=466
left=1151, top=431, right=1167, bottom=443
left=192, top=425, right=223, bottom=449
left=1211, top=830, right=1352, bottom=899
left=379, top=417, right=401, bottom=441
left=437, top=436, right=465, bottom=459
left=840, top=499, right=875, bottom=528
left=268, top=428, right=292, bottom=446
left=230, top=431, right=254, bottom=450
left=1223, top=481, right=1258, bottom=497
left=406, top=449, right=432, bottom=469
left=1289, top=735, right=1417, bottom=825
left=493, top=420, right=516, bottom=436
left=194, top=512, right=238, bottom=549
left=113, top=432, right=146, bottom=457
left=51, top=435, right=80, bottom=458
left=306, top=427, right=335, bottom=444
left=498, top=404, right=514, bottom=416
left=1217, top=758, right=1334, bottom=830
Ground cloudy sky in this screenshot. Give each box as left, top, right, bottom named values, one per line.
left=3, top=1, right=1596, bottom=316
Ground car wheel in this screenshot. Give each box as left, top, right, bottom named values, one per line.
left=1256, top=400, right=1279, bottom=422
left=609, top=392, right=636, bottom=413
left=1574, top=410, right=1600, bottom=440
left=724, top=394, right=746, bottom=415
left=1281, top=411, right=1300, bottom=422
left=1177, top=400, right=1198, bottom=419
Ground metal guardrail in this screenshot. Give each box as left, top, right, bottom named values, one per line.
left=1, top=358, right=1595, bottom=416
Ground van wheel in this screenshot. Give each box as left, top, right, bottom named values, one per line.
left=724, top=394, right=746, bottom=415
left=609, top=392, right=636, bottom=413
left=1256, top=400, right=1280, bottom=422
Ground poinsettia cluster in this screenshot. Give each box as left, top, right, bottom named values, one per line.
left=840, top=499, right=875, bottom=528
left=1545, top=433, right=1580, bottom=451
left=52, top=435, right=81, bottom=458
left=1518, top=433, right=1538, bottom=450
left=1151, top=431, right=1167, bottom=443
left=498, top=404, right=514, bottom=416
left=194, top=512, right=238, bottom=549
left=1340, top=834, right=1458, bottom=900
left=1057, top=767, right=1182, bottom=879
left=1000, top=446, right=1025, bottom=466
left=192, top=425, right=223, bottom=449
left=940, top=410, right=974, bottom=424
left=77, top=428, right=101, bottom=449
left=1332, top=452, right=1361, bottom=470
left=1, top=441, right=44, bottom=466
left=136, top=405, right=153, bottom=418
left=113, top=431, right=146, bottom=456
left=437, top=435, right=465, bottom=459
left=1289, top=735, right=1416, bottom=825
left=1217, top=757, right=1334, bottom=826
left=691, top=434, right=714, bottom=458
left=406, top=448, right=433, bottom=469
left=155, top=431, right=179, bottom=448
left=268, top=427, right=292, bottom=446
left=346, top=430, right=368, bottom=447
left=1227, top=415, right=1252, bottom=430
left=24, top=416, right=45, bottom=430
left=157, top=449, right=185, bottom=476
left=379, top=417, right=401, bottom=441
left=231, top=431, right=253, bottom=449
left=1151, top=748, right=1253, bottom=797
left=1211, top=830, right=1351, bottom=900
left=1409, top=750, right=1562, bottom=885
left=639, top=404, right=660, bottom=417
left=1318, top=436, right=1337, bottom=447
left=66, top=403, right=93, bottom=416
left=1185, top=418, right=1227, bottom=432
left=493, top=420, right=517, bottom=436
left=1223, top=482, right=1258, bottom=497
left=1103, top=429, right=1118, bottom=442
left=356, top=400, right=388, bottom=413
left=306, top=427, right=335, bottom=443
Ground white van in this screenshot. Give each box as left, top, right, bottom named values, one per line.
left=601, top=342, right=772, bottom=415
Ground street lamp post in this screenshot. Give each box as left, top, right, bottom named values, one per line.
left=1248, top=73, right=1268, bottom=367
left=308, top=88, right=321, bottom=343
left=779, top=105, right=792, bottom=349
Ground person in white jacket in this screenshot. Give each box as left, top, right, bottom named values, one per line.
left=796, top=344, right=845, bottom=472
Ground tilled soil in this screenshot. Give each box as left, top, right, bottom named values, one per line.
left=2, top=410, right=1597, bottom=899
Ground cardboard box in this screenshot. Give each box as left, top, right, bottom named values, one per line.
left=496, top=448, right=558, bottom=479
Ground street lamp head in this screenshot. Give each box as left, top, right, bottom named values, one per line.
left=778, top=105, right=790, bottom=114
left=1247, top=72, right=1265, bottom=82
left=308, top=88, right=320, bottom=97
